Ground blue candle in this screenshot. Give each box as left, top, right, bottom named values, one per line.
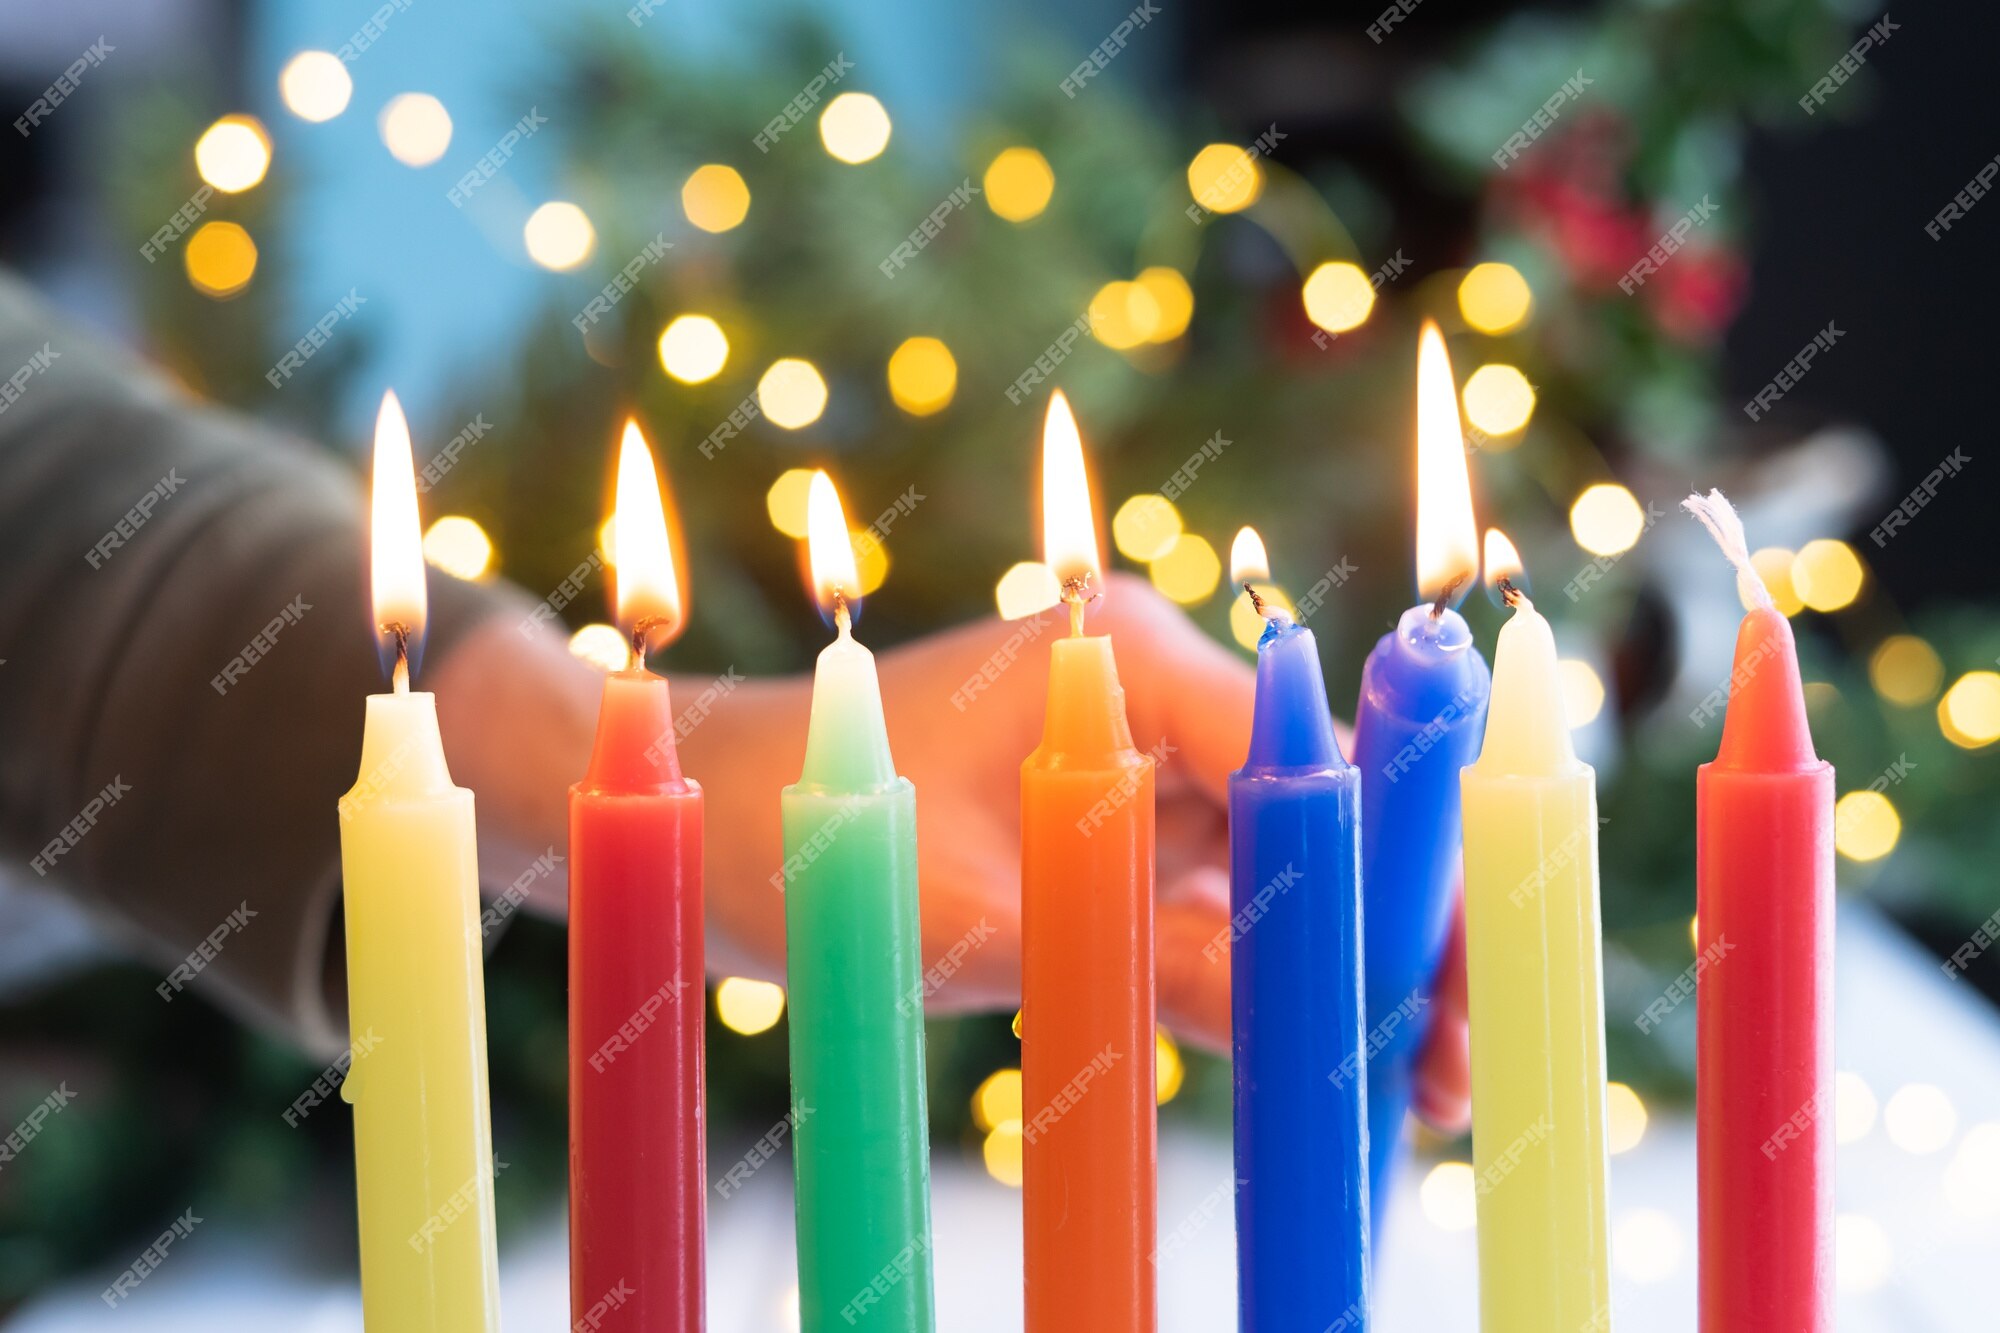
left=1350, top=321, right=1492, bottom=1236
left=1227, top=532, right=1369, bottom=1331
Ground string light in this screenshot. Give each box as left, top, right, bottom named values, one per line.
left=1868, top=635, right=1944, bottom=706
left=567, top=624, right=632, bottom=672
left=1569, top=483, right=1646, bottom=556
left=1112, top=495, right=1182, bottom=562
left=422, top=516, right=493, bottom=581
left=1149, top=533, right=1221, bottom=604
left=1940, top=671, right=2000, bottom=748
left=1749, top=547, right=1805, bottom=616
left=1558, top=659, right=1606, bottom=727
left=194, top=115, right=271, bottom=193
left=1834, top=790, right=1900, bottom=862
left=1462, top=364, right=1536, bottom=435
left=379, top=93, right=452, bottom=166
left=279, top=52, right=352, bottom=123
left=1458, top=262, right=1533, bottom=334
left=995, top=561, right=1061, bottom=619
left=1136, top=267, right=1194, bottom=342
left=766, top=469, right=816, bottom=538
left=984, top=147, right=1055, bottom=222
left=714, top=978, right=786, bottom=1035
left=1301, top=262, right=1374, bottom=334
left=886, top=337, right=957, bottom=416
left=184, top=221, right=258, bottom=298
left=682, top=164, right=750, bottom=233
left=658, top=315, right=729, bottom=384
left=1186, top=144, right=1261, bottom=213
left=1792, top=539, right=1864, bottom=612
left=757, top=359, right=828, bottom=429
left=524, top=201, right=596, bottom=271
left=819, top=93, right=891, bottom=163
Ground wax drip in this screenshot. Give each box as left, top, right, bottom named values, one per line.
left=1682, top=488, right=1774, bottom=612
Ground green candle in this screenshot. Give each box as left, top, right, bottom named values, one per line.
left=782, top=471, right=936, bottom=1333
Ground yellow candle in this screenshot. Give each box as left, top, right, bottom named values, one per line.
left=338, top=391, right=500, bottom=1332
left=1459, top=530, right=1610, bottom=1333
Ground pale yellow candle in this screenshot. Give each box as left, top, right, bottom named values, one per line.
left=1460, top=530, right=1610, bottom=1333
left=338, top=391, right=500, bottom=1332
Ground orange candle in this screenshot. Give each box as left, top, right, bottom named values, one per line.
left=1020, top=391, right=1157, bottom=1333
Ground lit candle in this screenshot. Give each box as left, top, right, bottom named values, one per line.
left=1021, top=391, right=1156, bottom=1333
left=1349, top=322, right=1491, bottom=1228
left=1460, top=530, right=1610, bottom=1333
left=1227, top=528, right=1370, bottom=1330
left=783, top=471, right=937, bottom=1332
left=568, top=421, right=704, bottom=1331
left=1683, top=490, right=1832, bottom=1333
left=339, top=390, right=500, bottom=1331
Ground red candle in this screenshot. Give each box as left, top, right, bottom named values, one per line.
left=1685, top=490, right=1833, bottom=1333
left=569, top=421, right=704, bottom=1330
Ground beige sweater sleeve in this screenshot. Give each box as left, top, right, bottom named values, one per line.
left=0, top=271, right=514, bottom=1056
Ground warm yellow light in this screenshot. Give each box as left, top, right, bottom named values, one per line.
left=1415, top=322, right=1479, bottom=606
left=1301, top=261, right=1375, bottom=334
left=379, top=92, right=452, bottom=167
left=194, top=115, right=271, bottom=193
left=370, top=391, right=428, bottom=653
left=1041, top=391, right=1103, bottom=598
left=1419, top=1162, right=1477, bottom=1231
left=886, top=336, right=957, bottom=416
left=612, top=420, right=684, bottom=651
left=1570, top=482, right=1646, bottom=556
left=982, top=1120, right=1025, bottom=1187
left=658, top=315, right=729, bottom=384
left=1156, top=1029, right=1185, bottom=1105
left=1150, top=533, right=1222, bottom=605
left=806, top=471, right=861, bottom=616
left=1606, top=1082, right=1648, bottom=1154
left=1187, top=143, right=1262, bottom=214
left=1462, top=363, right=1536, bottom=436
left=1230, top=584, right=1294, bottom=650
left=851, top=528, right=890, bottom=597
left=1793, top=539, right=1865, bottom=612
left=1482, top=527, right=1525, bottom=598
left=1940, top=671, right=2000, bottom=748
left=567, top=623, right=632, bottom=672
left=1559, top=659, right=1607, bottom=728
left=1612, top=1209, right=1683, bottom=1284
left=1945, top=1123, right=2000, bottom=1220
left=1136, top=267, right=1194, bottom=342
left=715, top=977, right=786, bottom=1035
left=984, top=147, right=1055, bottom=222
left=1229, top=526, right=1271, bottom=586
left=1834, top=1214, right=1893, bottom=1294
left=1883, top=1082, right=1956, bottom=1154
left=1834, top=790, right=1900, bottom=862
left=422, top=516, right=493, bottom=581
left=1750, top=547, right=1806, bottom=616
left=757, top=359, right=828, bottom=430
left=524, top=201, right=596, bottom=271
left=682, top=164, right=751, bottom=233
left=996, top=561, right=1062, bottom=620
left=1458, top=262, right=1533, bottom=334
left=184, top=221, right=258, bottom=298
left=1112, top=495, right=1183, bottom=563
left=279, top=52, right=352, bottom=123
left=1869, top=635, right=1944, bottom=706
left=1834, top=1070, right=1878, bottom=1145
left=973, top=1069, right=1023, bottom=1133
left=766, top=468, right=816, bottom=539
left=1088, top=280, right=1161, bottom=351
left=819, top=92, right=891, bottom=164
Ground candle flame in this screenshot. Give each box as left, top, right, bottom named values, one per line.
left=369, top=389, right=427, bottom=679
left=1229, top=525, right=1270, bottom=585
left=611, top=419, right=686, bottom=653
left=1483, top=527, right=1530, bottom=607
left=1041, top=390, right=1104, bottom=609
left=1415, top=321, right=1479, bottom=609
left=806, top=469, right=860, bottom=625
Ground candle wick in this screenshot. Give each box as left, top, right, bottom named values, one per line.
left=386, top=622, right=412, bottom=695
left=1060, top=574, right=1097, bottom=637
left=1242, top=582, right=1292, bottom=626
left=1497, top=576, right=1526, bottom=609
left=833, top=591, right=852, bottom=639
left=1429, top=572, right=1467, bottom=619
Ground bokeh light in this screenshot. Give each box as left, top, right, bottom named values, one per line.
left=1136, top=267, right=1194, bottom=342
left=819, top=92, right=891, bottom=163
left=1792, top=539, right=1865, bottom=612
left=1612, top=1209, right=1682, bottom=1283
left=1558, top=659, right=1607, bottom=728
left=1462, top=363, right=1536, bottom=436
left=1940, top=671, right=2000, bottom=748
left=1569, top=483, right=1647, bottom=556
left=1869, top=635, right=1944, bottom=705
left=982, top=1120, right=1024, bottom=1187
left=194, top=115, right=271, bottom=193
left=523, top=201, right=596, bottom=271
left=1149, top=533, right=1221, bottom=604
left=766, top=468, right=816, bottom=539
left=1835, top=1070, right=1878, bottom=1144
left=1834, top=790, right=1900, bottom=862
left=1419, top=1162, right=1477, bottom=1231
left=715, top=977, right=786, bottom=1035
left=973, top=1069, right=1023, bottom=1132
left=682, top=164, right=751, bottom=233
left=1186, top=143, right=1262, bottom=213
left=757, top=359, right=828, bottom=429
left=851, top=528, right=890, bottom=596
left=1301, top=261, right=1375, bottom=334
left=1883, top=1082, right=1956, bottom=1154
left=1112, top=494, right=1183, bottom=562
left=1156, top=1029, right=1184, bottom=1105
left=184, top=221, right=258, bottom=298
left=379, top=93, right=453, bottom=166
left=1945, top=1123, right=2000, bottom=1220
left=1606, top=1081, right=1648, bottom=1154
left=1835, top=1215, right=1893, bottom=1294
left=1458, top=262, right=1533, bottom=335
left=658, top=315, right=729, bottom=384
left=422, top=516, right=493, bottom=581
left=567, top=623, right=632, bottom=673
left=1230, top=584, right=1295, bottom=651
left=1089, top=280, right=1161, bottom=351
left=279, top=52, right=352, bottom=123
left=996, top=561, right=1062, bottom=619
left=983, top=147, right=1055, bottom=222
left=886, top=336, right=957, bottom=416
left=1749, top=547, right=1806, bottom=616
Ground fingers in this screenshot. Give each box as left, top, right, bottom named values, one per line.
left=1095, top=574, right=1255, bottom=804
left=1155, top=864, right=1232, bottom=1053
left=1412, top=895, right=1472, bottom=1135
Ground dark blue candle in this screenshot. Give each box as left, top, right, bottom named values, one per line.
left=1228, top=562, right=1369, bottom=1331
left=1351, top=320, right=1492, bottom=1239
